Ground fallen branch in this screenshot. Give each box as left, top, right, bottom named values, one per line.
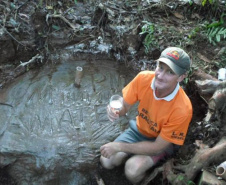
left=14, top=54, right=43, bottom=77
left=46, top=14, right=80, bottom=31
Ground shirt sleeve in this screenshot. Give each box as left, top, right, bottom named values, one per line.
left=160, top=112, right=192, bottom=145
left=122, top=73, right=140, bottom=105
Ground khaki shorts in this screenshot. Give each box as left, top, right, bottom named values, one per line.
left=115, top=120, right=178, bottom=164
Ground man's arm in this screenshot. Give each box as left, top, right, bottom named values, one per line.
left=100, top=135, right=172, bottom=159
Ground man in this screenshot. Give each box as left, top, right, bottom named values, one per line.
left=100, top=47, right=193, bottom=184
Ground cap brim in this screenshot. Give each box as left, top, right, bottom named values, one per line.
left=157, top=58, right=185, bottom=75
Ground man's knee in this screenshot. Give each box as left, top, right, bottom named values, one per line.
left=125, top=159, right=142, bottom=183
left=100, top=152, right=128, bottom=170
left=124, top=156, right=154, bottom=183
left=100, top=156, right=115, bottom=169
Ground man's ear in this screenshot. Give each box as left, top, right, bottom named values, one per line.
left=177, top=74, right=187, bottom=82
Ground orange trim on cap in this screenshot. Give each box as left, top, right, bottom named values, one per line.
left=167, top=51, right=180, bottom=60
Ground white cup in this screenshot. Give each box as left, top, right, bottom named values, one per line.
left=109, top=95, right=123, bottom=114
left=218, top=68, right=226, bottom=81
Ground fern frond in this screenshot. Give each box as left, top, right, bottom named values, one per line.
left=206, top=26, right=226, bottom=45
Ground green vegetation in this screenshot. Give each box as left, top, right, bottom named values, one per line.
left=174, top=175, right=196, bottom=185
left=188, top=13, right=226, bottom=45
left=139, top=21, right=158, bottom=54
left=206, top=14, right=226, bottom=45
left=201, top=0, right=214, bottom=6
left=38, top=0, right=43, bottom=8
left=206, top=26, right=226, bottom=45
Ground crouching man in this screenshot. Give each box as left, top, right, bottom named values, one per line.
left=100, top=47, right=193, bottom=184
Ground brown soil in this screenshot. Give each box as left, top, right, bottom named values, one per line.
left=0, top=0, right=226, bottom=184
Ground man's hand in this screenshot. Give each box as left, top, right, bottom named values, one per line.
left=100, top=142, right=121, bottom=159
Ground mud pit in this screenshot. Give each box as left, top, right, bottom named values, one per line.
left=1, top=0, right=226, bottom=184
left=0, top=56, right=138, bottom=185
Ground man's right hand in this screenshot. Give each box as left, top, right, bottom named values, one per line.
left=100, top=142, right=121, bottom=158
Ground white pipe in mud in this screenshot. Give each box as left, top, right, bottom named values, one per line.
left=74, top=66, right=83, bottom=87
left=216, top=161, right=226, bottom=180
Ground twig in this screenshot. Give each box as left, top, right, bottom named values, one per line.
left=95, top=174, right=105, bottom=185
left=0, top=24, right=26, bottom=47
left=46, top=14, right=79, bottom=31
left=104, top=3, right=128, bottom=13
left=97, top=10, right=106, bottom=28
left=17, top=0, right=30, bottom=11
left=0, top=103, right=13, bottom=108
left=13, top=54, right=42, bottom=77
left=17, top=54, right=43, bottom=68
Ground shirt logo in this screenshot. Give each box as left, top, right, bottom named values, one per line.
left=167, top=51, right=180, bottom=60
left=139, top=108, right=160, bottom=134
left=171, top=131, right=185, bottom=140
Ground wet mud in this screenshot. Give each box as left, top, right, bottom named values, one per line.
left=0, top=57, right=138, bottom=184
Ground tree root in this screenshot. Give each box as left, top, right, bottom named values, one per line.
left=183, top=137, right=226, bottom=180
left=141, top=166, right=163, bottom=185
left=191, top=68, right=218, bottom=82
left=143, top=137, right=226, bottom=185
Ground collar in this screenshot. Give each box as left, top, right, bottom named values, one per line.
left=151, top=77, right=179, bottom=101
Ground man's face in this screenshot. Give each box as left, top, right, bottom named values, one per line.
left=154, top=62, right=184, bottom=91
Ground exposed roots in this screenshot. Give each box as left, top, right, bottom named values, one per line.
left=143, top=137, right=226, bottom=185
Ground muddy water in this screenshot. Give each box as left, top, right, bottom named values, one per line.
left=0, top=58, right=137, bottom=184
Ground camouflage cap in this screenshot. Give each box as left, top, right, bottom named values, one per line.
left=157, top=47, right=191, bottom=75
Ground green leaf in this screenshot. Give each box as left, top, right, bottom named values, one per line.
left=52, top=25, right=60, bottom=30
left=188, top=0, right=193, bottom=5
left=202, top=0, right=207, bottom=6
left=187, top=180, right=196, bottom=185
left=216, top=34, right=221, bottom=42
left=38, top=0, right=43, bottom=7
left=10, top=3, right=16, bottom=9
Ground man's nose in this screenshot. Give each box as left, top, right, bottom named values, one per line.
left=158, top=70, right=165, bottom=79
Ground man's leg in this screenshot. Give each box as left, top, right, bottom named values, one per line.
left=100, top=152, right=128, bottom=169
left=124, top=155, right=155, bottom=184
left=100, top=120, right=136, bottom=169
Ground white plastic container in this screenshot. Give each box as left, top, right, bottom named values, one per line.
left=218, top=68, right=226, bottom=81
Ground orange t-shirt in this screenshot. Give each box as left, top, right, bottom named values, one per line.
left=122, top=71, right=193, bottom=145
